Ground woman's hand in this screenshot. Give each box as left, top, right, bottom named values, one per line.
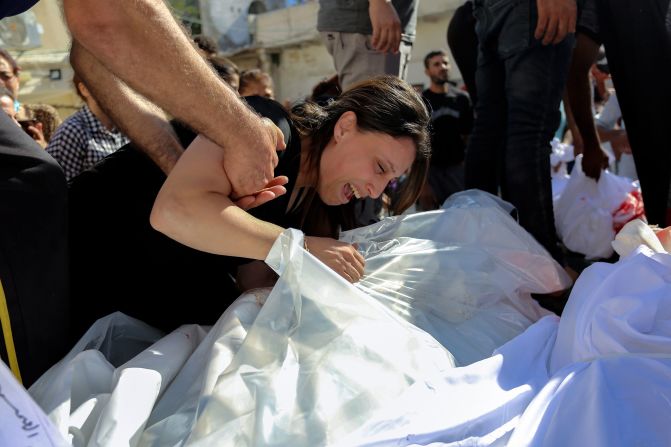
left=305, top=236, right=365, bottom=283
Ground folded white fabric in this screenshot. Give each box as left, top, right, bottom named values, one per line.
left=612, top=218, right=667, bottom=257
left=510, top=247, right=671, bottom=447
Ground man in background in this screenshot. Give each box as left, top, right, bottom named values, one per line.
left=419, top=50, right=473, bottom=210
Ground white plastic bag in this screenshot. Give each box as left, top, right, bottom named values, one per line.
left=179, top=229, right=457, bottom=446
left=341, top=190, right=569, bottom=366
left=29, top=313, right=207, bottom=447
left=549, top=137, right=574, bottom=178
left=554, top=154, right=645, bottom=259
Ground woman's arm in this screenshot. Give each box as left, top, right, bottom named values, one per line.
left=151, top=135, right=286, bottom=260
left=151, top=135, right=366, bottom=281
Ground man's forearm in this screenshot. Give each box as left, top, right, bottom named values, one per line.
left=64, top=0, right=256, bottom=151
left=70, top=41, right=183, bottom=173
left=566, top=33, right=601, bottom=151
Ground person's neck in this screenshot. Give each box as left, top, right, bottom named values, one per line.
left=86, top=103, right=114, bottom=131
left=429, top=82, right=449, bottom=94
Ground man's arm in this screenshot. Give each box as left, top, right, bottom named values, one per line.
left=63, top=0, right=285, bottom=195
left=562, top=89, right=583, bottom=154
left=535, top=0, right=577, bottom=45
left=565, top=32, right=609, bottom=179
left=70, top=41, right=183, bottom=174
left=369, top=0, right=402, bottom=53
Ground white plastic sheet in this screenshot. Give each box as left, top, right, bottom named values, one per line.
left=29, top=313, right=207, bottom=446
left=554, top=155, right=646, bottom=259
left=40, top=191, right=670, bottom=447
left=341, top=190, right=569, bottom=365
left=31, top=191, right=564, bottom=446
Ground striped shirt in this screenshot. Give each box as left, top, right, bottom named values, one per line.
left=46, top=105, right=129, bottom=181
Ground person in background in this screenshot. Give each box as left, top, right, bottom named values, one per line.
left=0, top=48, right=51, bottom=147
left=591, top=49, right=611, bottom=112
left=0, top=86, right=17, bottom=124
left=46, top=73, right=129, bottom=181
left=419, top=50, right=473, bottom=210
left=310, top=74, right=341, bottom=106
left=0, top=49, right=20, bottom=111
left=193, top=34, right=219, bottom=59
left=317, top=0, right=418, bottom=91
left=21, top=103, right=62, bottom=144
left=464, top=0, right=577, bottom=264
left=446, top=1, right=479, bottom=107
left=239, top=69, right=274, bottom=99
left=209, top=55, right=240, bottom=91
left=565, top=0, right=671, bottom=227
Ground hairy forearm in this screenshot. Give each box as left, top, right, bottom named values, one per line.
left=63, top=0, right=257, bottom=151
left=70, top=41, right=183, bottom=173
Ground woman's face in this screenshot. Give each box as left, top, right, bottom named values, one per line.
left=318, top=111, right=416, bottom=206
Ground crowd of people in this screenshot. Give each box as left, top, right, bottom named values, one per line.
left=0, top=0, right=669, bottom=395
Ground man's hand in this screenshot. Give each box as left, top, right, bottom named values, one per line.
left=305, top=236, right=366, bottom=283
left=369, top=0, right=402, bottom=53
left=224, top=116, right=286, bottom=198
left=535, top=0, right=577, bottom=45
left=234, top=176, right=288, bottom=210
left=582, top=142, right=609, bottom=181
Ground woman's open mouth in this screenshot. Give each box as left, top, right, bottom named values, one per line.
left=343, top=182, right=362, bottom=202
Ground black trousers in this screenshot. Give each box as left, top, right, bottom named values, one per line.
left=0, top=112, right=70, bottom=386
left=447, top=1, right=479, bottom=107
left=598, top=0, right=671, bottom=226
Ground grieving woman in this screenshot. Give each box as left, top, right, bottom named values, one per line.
left=151, top=76, right=431, bottom=284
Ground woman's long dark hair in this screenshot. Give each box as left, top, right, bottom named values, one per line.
left=289, top=76, right=431, bottom=236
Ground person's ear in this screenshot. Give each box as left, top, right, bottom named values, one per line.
left=78, top=82, right=91, bottom=100
left=334, top=111, right=357, bottom=142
